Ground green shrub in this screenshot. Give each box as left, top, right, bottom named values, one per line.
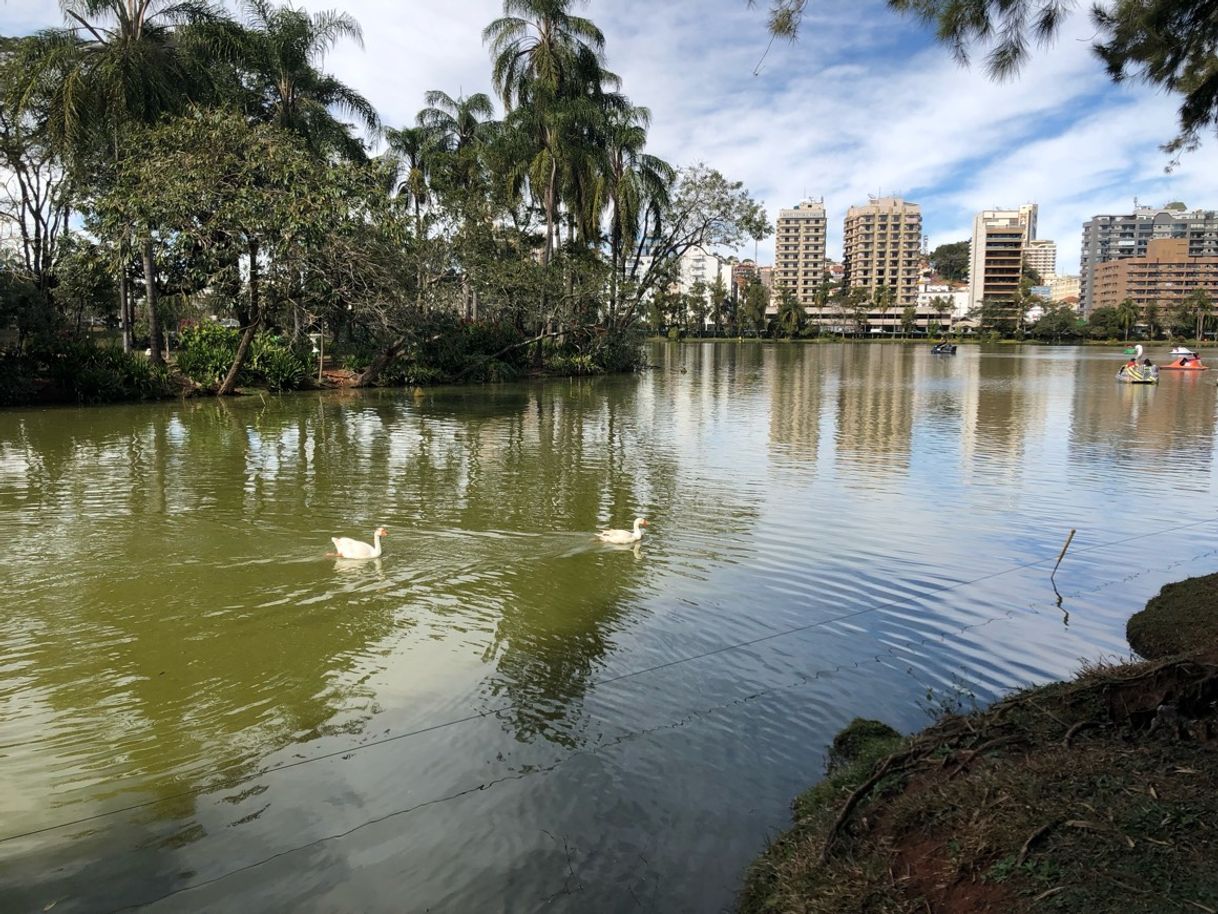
left=249, top=332, right=308, bottom=391
left=25, top=338, right=175, bottom=404
left=176, top=322, right=238, bottom=386
left=177, top=323, right=308, bottom=391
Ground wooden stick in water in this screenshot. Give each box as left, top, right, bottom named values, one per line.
left=1051, top=528, right=1076, bottom=580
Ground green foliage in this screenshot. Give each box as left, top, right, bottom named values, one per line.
left=930, top=241, right=969, bottom=281
left=1087, top=306, right=1122, bottom=340
left=0, top=268, right=55, bottom=342
left=176, top=321, right=239, bottom=386
left=248, top=332, right=309, bottom=391
left=11, top=338, right=176, bottom=404
left=177, top=321, right=308, bottom=391
left=1029, top=305, right=1084, bottom=342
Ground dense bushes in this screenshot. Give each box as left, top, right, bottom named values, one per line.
left=176, top=322, right=309, bottom=391
left=0, top=339, right=176, bottom=406
left=404, top=319, right=643, bottom=383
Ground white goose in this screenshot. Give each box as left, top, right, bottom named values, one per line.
left=330, top=527, right=387, bottom=559
left=597, top=518, right=649, bottom=545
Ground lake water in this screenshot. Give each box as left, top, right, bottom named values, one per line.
left=2, top=342, right=1217, bottom=913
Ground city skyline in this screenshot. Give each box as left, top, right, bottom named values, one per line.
left=5, top=0, right=1218, bottom=274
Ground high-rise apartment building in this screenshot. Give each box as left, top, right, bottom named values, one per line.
left=1024, top=239, right=1057, bottom=280
left=842, top=196, right=922, bottom=330
left=773, top=200, right=827, bottom=307
left=1090, top=238, right=1218, bottom=310
left=967, top=205, right=1039, bottom=314
left=1079, top=204, right=1218, bottom=312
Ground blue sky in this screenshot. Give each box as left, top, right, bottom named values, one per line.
left=7, top=0, right=1218, bottom=273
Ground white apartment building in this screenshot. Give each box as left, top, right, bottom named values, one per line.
left=1024, top=239, right=1057, bottom=280
left=773, top=199, right=827, bottom=307
left=843, top=196, right=923, bottom=330
left=678, top=246, right=734, bottom=295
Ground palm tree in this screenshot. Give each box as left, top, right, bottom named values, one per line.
left=385, top=124, right=441, bottom=307
left=19, top=0, right=234, bottom=361
left=239, top=0, right=379, bottom=160
left=20, top=1, right=228, bottom=153
left=776, top=286, right=804, bottom=339
left=598, top=103, right=673, bottom=318
left=418, top=90, right=496, bottom=155
left=484, top=0, right=611, bottom=267
left=1116, top=297, right=1141, bottom=341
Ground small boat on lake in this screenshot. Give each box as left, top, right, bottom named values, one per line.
left=931, top=342, right=957, bottom=355
left=1117, top=364, right=1159, bottom=383
left=1116, top=345, right=1158, bottom=384
left=1160, top=347, right=1208, bottom=370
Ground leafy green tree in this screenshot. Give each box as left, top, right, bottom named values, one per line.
left=1030, top=305, right=1084, bottom=342
left=90, top=109, right=358, bottom=393
left=1087, top=306, right=1122, bottom=340
left=55, top=236, right=116, bottom=331
left=1180, top=289, right=1212, bottom=340
left=709, top=275, right=729, bottom=335
left=618, top=165, right=770, bottom=329
left=846, top=286, right=869, bottom=337
left=599, top=103, right=673, bottom=317
left=741, top=282, right=768, bottom=337
left=873, top=282, right=895, bottom=334
left=1144, top=301, right=1161, bottom=339
left=417, top=89, right=497, bottom=194
left=900, top=304, right=917, bottom=337
left=930, top=295, right=953, bottom=329
left=686, top=279, right=709, bottom=336
left=17, top=0, right=238, bottom=361
left=929, top=240, right=968, bottom=281
left=485, top=0, right=612, bottom=267
left=0, top=41, right=71, bottom=300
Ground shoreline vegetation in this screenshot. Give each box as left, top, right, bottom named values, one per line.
left=739, top=573, right=1218, bottom=914
left=0, top=1, right=767, bottom=409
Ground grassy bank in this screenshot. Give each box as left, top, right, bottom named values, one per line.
left=741, top=574, right=1218, bottom=914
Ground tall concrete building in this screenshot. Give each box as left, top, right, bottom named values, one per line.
left=773, top=200, right=827, bottom=306
left=843, top=196, right=922, bottom=330
left=1024, top=239, right=1057, bottom=280
left=1091, top=238, right=1218, bottom=310
left=1079, top=204, right=1218, bottom=312
left=967, top=209, right=1031, bottom=313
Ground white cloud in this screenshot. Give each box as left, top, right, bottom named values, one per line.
left=7, top=0, right=1218, bottom=274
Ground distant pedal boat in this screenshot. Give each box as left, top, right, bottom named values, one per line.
left=1161, top=348, right=1207, bottom=370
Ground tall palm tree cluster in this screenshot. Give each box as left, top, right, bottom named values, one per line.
left=0, top=0, right=696, bottom=390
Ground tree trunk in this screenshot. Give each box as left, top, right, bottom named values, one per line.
left=119, top=273, right=132, bottom=353
left=217, top=239, right=261, bottom=396
left=142, top=237, right=163, bottom=365
left=355, top=335, right=409, bottom=388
